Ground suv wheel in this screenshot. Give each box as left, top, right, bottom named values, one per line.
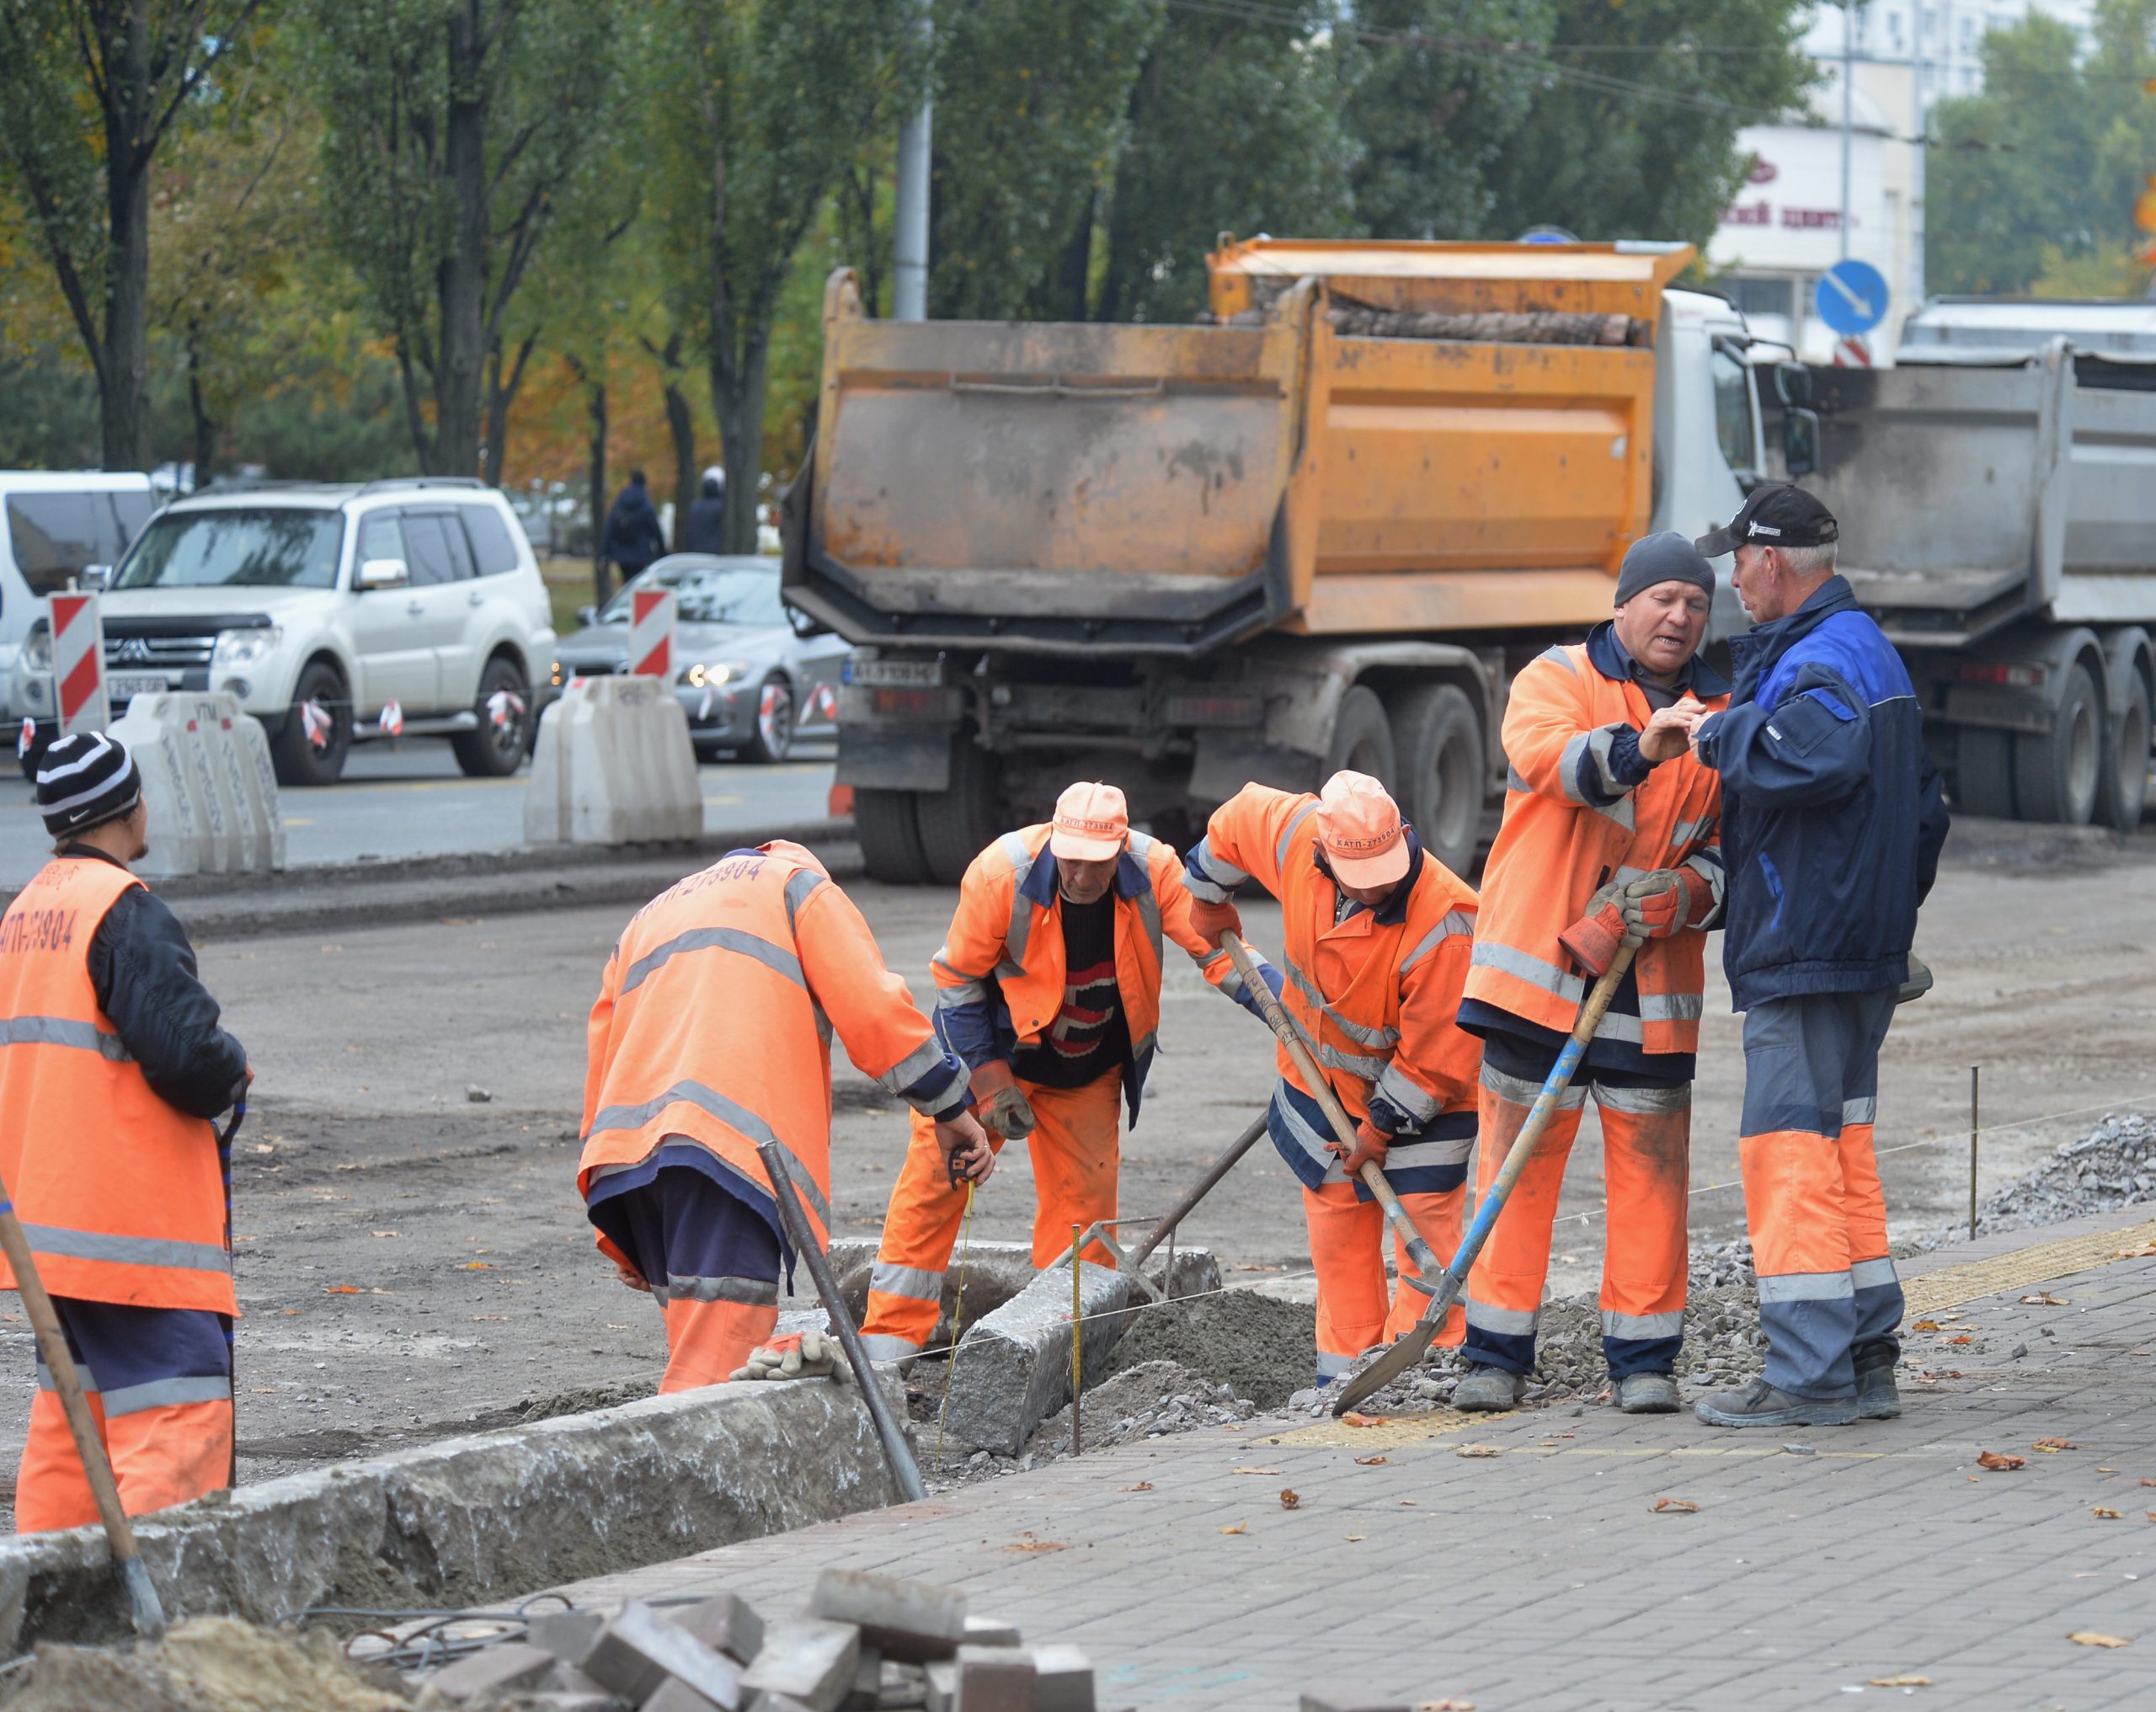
left=452, top=656, right=531, bottom=778
left=270, top=660, right=351, bottom=787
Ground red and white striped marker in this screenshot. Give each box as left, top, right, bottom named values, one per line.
left=378, top=698, right=404, bottom=738
left=811, top=683, right=839, bottom=723
left=49, top=592, right=108, bottom=737
left=630, top=587, right=676, bottom=678
left=1832, top=335, right=1872, bottom=368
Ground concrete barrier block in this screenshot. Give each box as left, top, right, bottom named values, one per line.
left=109, top=691, right=284, bottom=878
left=526, top=676, right=701, bottom=847
left=810, top=1569, right=965, bottom=1662
left=740, top=1619, right=860, bottom=1712
left=939, top=1248, right=1220, bottom=1457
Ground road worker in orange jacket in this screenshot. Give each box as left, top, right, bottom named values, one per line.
left=0, top=733, right=252, bottom=1533
left=580, top=840, right=989, bottom=1392
left=859, top=782, right=1278, bottom=1363
left=1182, top=771, right=1482, bottom=1386
left=1456, top=532, right=1730, bottom=1416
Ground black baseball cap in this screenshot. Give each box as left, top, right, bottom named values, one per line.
left=1694, top=483, right=1838, bottom=557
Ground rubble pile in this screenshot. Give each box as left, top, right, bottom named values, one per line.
left=1026, top=1360, right=1256, bottom=1459
left=1099, top=1285, right=1315, bottom=1408
left=1925, top=1111, right=2156, bottom=1246
left=392, top=1569, right=1097, bottom=1711
left=0, top=1616, right=412, bottom=1712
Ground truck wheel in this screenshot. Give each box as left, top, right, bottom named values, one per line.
left=1323, top=685, right=1396, bottom=789
left=915, top=740, right=1001, bottom=887
left=1390, top=684, right=1482, bottom=876
left=1955, top=728, right=2017, bottom=819
left=857, top=789, right=933, bottom=885
left=2014, top=661, right=2101, bottom=826
left=2096, top=669, right=2152, bottom=831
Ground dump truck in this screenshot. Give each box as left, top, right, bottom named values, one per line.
left=784, top=237, right=1779, bottom=883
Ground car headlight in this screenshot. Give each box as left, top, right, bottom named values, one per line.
left=682, top=659, right=752, bottom=690
left=550, top=660, right=564, bottom=688
left=21, top=621, right=51, bottom=674
left=211, top=626, right=282, bottom=669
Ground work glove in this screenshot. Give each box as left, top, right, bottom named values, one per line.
left=1897, top=951, right=1933, bottom=1005
left=1187, top=895, right=1243, bottom=945
left=934, top=1107, right=996, bottom=1187
left=1331, top=1117, right=1390, bottom=1177
left=1617, top=867, right=1715, bottom=940
left=731, top=1330, right=847, bottom=1384
left=969, top=1060, right=1037, bottom=1140
left=1556, top=878, right=1636, bottom=977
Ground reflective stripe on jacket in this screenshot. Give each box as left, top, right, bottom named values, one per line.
left=1466, top=631, right=1729, bottom=1057
left=930, top=825, right=1258, bottom=1125
left=0, top=858, right=234, bottom=1313
left=1185, top=783, right=1481, bottom=1157
left=579, top=841, right=966, bottom=1260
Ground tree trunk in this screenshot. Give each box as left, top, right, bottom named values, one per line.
left=587, top=377, right=610, bottom=608
left=1045, top=191, right=1094, bottom=323
left=185, top=323, right=216, bottom=487
left=434, top=8, right=492, bottom=477
left=710, top=335, right=769, bottom=557
left=482, top=332, right=539, bottom=488
left=99, top=4, right=154, bottom=472
left=664, top=381, right=698, bottom=551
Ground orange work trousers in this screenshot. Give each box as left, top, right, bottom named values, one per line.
left=659, top=1296, right=779, bottom=1394
left=1304, top=1181, right=1465, bottom=1383
left=1462, top=1060, right=1691, bottom=1384
left=860, top=1069, right=1122, bottom=1359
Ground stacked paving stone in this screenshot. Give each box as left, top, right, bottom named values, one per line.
left=416, top=1569, right=1097, bottom=1711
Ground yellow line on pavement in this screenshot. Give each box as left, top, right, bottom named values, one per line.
left=1903, top=1219, right=2156, bottom=1318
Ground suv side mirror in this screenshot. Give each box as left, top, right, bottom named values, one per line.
left=1782, top=408, right=1820, bottom=479
left=357, top=557, right=409, bottom=590
left=79, top=565, right=112, bottom=592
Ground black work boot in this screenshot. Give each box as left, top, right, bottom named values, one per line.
left=1452, top=1363, right=1525, bottom=1411
left=1694, top=1377, right=1859, bottom=1428
left=1615, top=1371, right=1680, bottom=1414
left=1853, top=1342, right=1902, bottom=1420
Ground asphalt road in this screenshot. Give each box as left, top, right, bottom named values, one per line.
left=0, top=735, right=836, bottom=883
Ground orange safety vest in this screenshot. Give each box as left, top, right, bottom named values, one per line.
left=1188, top=784, right=1481, bottom=1139
left=579, top=841, right=961, bottom=1256
left=929, top=824, right=1252, bottom=1123
left=0, top=857, right=234, bottom=1314
left=1465, top=640, right=1728, bottom=1056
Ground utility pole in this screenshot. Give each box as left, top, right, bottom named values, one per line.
left=893, top=9, right=933, bottom=322
left=1911, top=0, right=1927, bottom=305
left=1839, top=0, right=1855, bottom=263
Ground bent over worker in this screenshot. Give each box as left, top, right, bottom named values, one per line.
left=860, top=783, right=1277, bottom=1362
left=1455, top=532, right=1730, bottom=1416
left=1183, top=771, right=1481, bottom=1386
left=580, top=840, right=990, bottom=1391
left=0, top=733, right=250, bottom=1533
left=1688, top=486, right=1950, bottom=1428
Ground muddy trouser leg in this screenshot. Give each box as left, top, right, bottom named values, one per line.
left=1840, top=994, right=1905, bottom=1371
left=1304, top=1181, right=1389, bottom=1384
left=1463, top=1061, right=1588, bottom=1379
left=1022, top=1070, right=1123, bottom=1268
left=1592, top=1080, right=1692, bottom=1381
left=860, top=1107, right=1010, bottom=1361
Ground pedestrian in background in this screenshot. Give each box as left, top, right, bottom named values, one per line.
left=600, top=469, right=667, bottom=594
left=1686, top=486, right=1950, bottom=1429
left=684, top=467, right=727, bottom=555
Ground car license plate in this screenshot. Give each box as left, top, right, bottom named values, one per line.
left=108, top=674, right=170, bottom=701
left=845, top=658, right=942, bottom=689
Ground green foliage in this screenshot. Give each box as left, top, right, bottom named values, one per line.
left=1929, top=0, right=2156, bottom=296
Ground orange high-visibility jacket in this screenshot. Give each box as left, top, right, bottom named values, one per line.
left=930, top=824, right=1262, bottom=1123
left=0, top=858, right=234, bottom=1313
left=1466, top=636, right=1729, bottom=1057
left=579, top=841, right=966, bottom=1257
left=1184, top=783, right=1481, bottom=1141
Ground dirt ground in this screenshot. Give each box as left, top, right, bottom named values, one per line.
left=1, top=814, right=2151, bottom=1520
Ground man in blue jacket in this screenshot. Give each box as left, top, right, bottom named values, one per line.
left=1684, top=485, right=1950, bottom=1429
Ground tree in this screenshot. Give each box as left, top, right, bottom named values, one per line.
left=1480, top=0, right=1816, bottom=248
left=1928, top=1, right=2156, bottom=296
left=649, top=0, right=928, bottom=553
left=302, top=0, right=624, bottom=478
left=0, top=0, right=267, bottom=470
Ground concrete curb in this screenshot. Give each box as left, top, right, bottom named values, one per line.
left=0, top=1367, right=907, bottom=1659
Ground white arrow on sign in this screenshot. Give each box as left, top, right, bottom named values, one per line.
left=1822, top=267, right=1876, bottom=322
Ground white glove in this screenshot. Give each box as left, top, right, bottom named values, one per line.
left=730, top=1330, right=846, bottom=1383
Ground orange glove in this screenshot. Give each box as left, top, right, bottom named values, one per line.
left=1557, top=880, right=1630, bottom=977
left=1187, top=895, right=1242, bottom=945
left=1331, top=1117, right=1390, bottom=1176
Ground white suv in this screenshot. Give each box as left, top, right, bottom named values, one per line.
left=15, top=477, right=557, bottom=786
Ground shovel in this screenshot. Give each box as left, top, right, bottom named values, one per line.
left=0, top=1171, right=167, bottom=1637
left=1330, top=938, right=1641, bottom=1416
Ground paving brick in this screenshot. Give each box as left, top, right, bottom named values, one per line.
left=530, top=1608, right=608, bottom=1665
left=647, top=1678, right=722, bottom=1712
left=424, top=1640, right=558, bottom=1702
left=580, top=1599, right=746, bottom=1708
left=668, top=1592, right=767, bottom=1666
left=1025, top=1644, right=1093, bottom=1712
left=810, top=1568, right=966, bottom=1661
left=961, top=1616, right=1022, bottom=1649
left=739, top=1619, right=862, bottom=1712
left=952, top=1645, right=1036, bottom=1710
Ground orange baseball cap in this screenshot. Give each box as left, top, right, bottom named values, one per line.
left=1316, top=771, right=1409, bottom=887
left=1049, top=781, right=1129, bottom=861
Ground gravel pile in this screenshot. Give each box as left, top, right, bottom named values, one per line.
left=1922, top=1111, right=2156, bottom=1248
left=1102, top=1287, right=1316, bottom=1409
left=1027, top=1359, right=1257, bottom=1459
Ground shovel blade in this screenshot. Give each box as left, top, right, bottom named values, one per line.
left=121, top=1554, right=166, bottom=1640
left=1330, top=1320, right=1438, bottom=1416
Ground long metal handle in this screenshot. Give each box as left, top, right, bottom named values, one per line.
left=1125, top=1112, right=1268, bottom=1272
left=755, top=1141, right=927, bottom=1505
left=0, top=1174, right=166, bottom=1635
left=1219, top=932, right=1443, bottom=1282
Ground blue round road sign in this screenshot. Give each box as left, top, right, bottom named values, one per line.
left=1816, top=259, right=1887, bottom=336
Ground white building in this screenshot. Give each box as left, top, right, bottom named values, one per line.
left=1707, top=1, right=2096, bottom=363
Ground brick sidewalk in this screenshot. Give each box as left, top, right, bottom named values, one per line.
left=557, top=1215, right=2156, bottom=1710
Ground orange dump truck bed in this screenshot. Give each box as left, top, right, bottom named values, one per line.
left=786, top=239, right=1695, bottom=657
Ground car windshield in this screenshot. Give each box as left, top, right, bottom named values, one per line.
left=115, top=508, right=343, bottom=590
left=601, top=565, right=787, bottom=627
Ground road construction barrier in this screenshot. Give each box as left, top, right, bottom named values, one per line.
left=48, top=592, right=107, bottom=737
left=630, top=586, right=675, bottom=677
left=525, top=674, right=702, bottom=846
left=106, top=691, right=285, bottom=877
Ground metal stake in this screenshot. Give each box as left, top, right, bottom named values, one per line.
left=1070, top=1224, right=1083, bottom=1458
left=1969, top=1065, right=1980, bottom=1242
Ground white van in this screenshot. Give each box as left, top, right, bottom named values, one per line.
left=0, top=472, right=159, bottom=719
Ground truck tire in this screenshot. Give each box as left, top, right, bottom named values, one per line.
left=915, top=741, right=1001, bottom=887
left=857, top=789, right=934, bottom=885
left=1323, top=685, right=1396, bottom=789
left=1955, top=728, right=2017, bottom=819
left=2014, top=660, right=2101, bottom=826
left=1390, top=683, right=1482, bottom=877
left=2096, top=669, right=2152, bottom=831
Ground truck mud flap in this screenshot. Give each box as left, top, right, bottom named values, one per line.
left=835, top=725, right=951, bottom=793
left=1189, top=731, right=1321, bottom=803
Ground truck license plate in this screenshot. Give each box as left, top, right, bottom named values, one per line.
left=845, top=658, right=943, bottom=689
left=108, top=674, right=170, bottom=700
